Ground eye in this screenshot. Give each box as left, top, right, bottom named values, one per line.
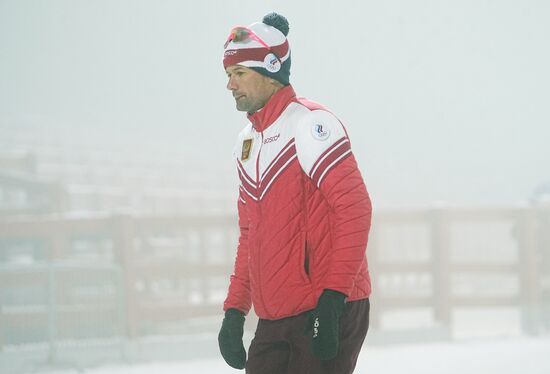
left=227, top=69, right=245, bottom=79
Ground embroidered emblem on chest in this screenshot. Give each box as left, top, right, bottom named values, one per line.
left=241, top=138, right=253, bottom=161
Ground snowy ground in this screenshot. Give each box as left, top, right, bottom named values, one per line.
left=43, top=335, right=550, bottom=374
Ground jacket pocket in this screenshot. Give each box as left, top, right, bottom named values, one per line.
left=300, top=236, right=311, bottom=282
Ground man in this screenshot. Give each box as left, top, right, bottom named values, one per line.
left=218, top=12, right=372, bottom=374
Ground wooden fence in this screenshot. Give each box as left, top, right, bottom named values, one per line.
left=0, top=205, right=549, bottom=353
left=367, top=205, right=549, bottom=335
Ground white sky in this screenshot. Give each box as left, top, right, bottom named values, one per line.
left=1, top=0, right=549, bottom=207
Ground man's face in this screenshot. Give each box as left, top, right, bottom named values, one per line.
left=226, top=65, right=277, bottom=113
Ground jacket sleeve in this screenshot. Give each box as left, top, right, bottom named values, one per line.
left=223, top=186, right=252, bottom=315
left=295, top=109, right=372, bottom=297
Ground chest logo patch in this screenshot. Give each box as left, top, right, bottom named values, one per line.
left=241, top=138, right=253, bottom=161
left=311, top=123, right=330, bottom=141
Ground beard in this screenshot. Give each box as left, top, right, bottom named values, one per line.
left=235, top=95, right=260, bottom=113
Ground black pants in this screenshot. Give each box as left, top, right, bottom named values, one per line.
left=246, top=298, right=370, bottom=374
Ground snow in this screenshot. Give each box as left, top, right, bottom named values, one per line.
left=43, top=335, right=550, bottom=374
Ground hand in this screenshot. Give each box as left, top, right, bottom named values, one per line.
left=218, top=308, right=247, bottom=369
left=309, top=289, right=346, bottom=360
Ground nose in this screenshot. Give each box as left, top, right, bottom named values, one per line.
left=227, top=75, right=237, bottom=91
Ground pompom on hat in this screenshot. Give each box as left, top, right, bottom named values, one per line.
left=223, top=12, right=291, bottom=86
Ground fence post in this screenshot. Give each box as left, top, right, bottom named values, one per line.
left=539, top=203, right=550, bottom=331
left=47, top=225, right=67, bottom=365
left=518, top=206, right=541, bottom=335
left=47, top=261, right=58, bottom=364
left=112, top=215, right=138, bottom=340
left=430, top=207, right=452, bottom=333
left=198, top=228, right=210, bottom=308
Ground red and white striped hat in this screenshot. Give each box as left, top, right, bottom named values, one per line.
left=223, top=13, right=291, bottom=86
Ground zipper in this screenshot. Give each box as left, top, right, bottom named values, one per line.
left=256, top=131, right=270, bottom=316
left=304, top=238, right=310, bottom=279
left=301, top=170, right=311, bottom=282
left=256, top=132, right=263, bottom=186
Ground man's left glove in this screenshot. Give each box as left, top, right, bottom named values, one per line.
left=218, top=308, right=247, bottom=369
left=308, top=289, right=346, bottom=360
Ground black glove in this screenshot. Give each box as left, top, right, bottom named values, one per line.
left=218, top=308, right=247, bottom=369
left=309, top=289, right=346, bottom=360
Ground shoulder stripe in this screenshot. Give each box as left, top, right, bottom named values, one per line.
left=309, top=137, right=349, bottom=177
left=316, top=149, right=352, bottom=188
left=310, top=138, right=352, bottom=188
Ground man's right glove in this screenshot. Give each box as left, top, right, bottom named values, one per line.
left=218, top=308, right=247, bottom=369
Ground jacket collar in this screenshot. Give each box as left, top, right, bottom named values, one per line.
left=247, top=85, right=296, bottom=132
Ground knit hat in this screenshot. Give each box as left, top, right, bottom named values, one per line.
left=223, top=12, right=291, bottom=86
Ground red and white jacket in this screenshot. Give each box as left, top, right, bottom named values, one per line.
left=224, top=85, right=372, bottom=320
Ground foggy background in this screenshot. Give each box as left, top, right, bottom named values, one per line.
left=1, top=0, right=549, bottom=373
left=2, top=0, right=549, bottom=207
